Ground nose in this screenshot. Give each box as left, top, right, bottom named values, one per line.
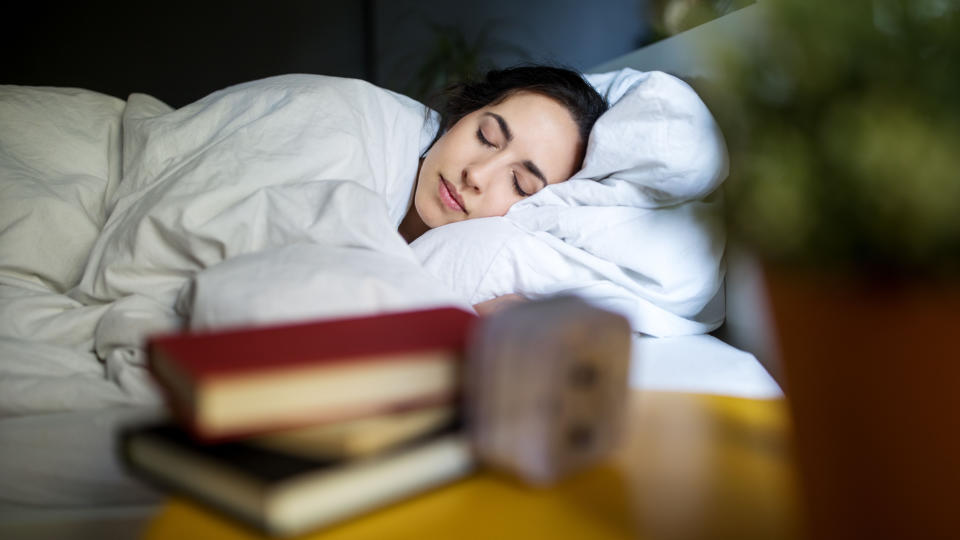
left=462, top=158, right=497, bottom=193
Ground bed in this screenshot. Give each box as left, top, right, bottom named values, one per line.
left=0, top=3, right=778, bottom=535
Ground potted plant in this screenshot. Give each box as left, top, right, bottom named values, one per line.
left=704, top=1, right=959, bottom=538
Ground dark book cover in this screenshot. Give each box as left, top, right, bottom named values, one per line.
left=120, top=419, right=472, bottom=535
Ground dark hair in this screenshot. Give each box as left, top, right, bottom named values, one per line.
left=428, top=65, right=608, bottom=153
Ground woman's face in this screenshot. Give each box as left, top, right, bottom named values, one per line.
left=414, top=91, right=582, bottom=228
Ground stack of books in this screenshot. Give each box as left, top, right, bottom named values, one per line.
left=120, top=307, right=478, bottom=536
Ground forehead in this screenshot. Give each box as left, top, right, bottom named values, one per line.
left=480, top=91, right=582, bottom=184
left=484, top=91, right=575, bottom=130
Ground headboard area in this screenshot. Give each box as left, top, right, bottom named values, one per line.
left=588, top=3, right=765, bottom=80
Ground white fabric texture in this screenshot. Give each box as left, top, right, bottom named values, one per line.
left=0, top=86, right=124, bottom=292
left=0, top=86, right=155, bottom=416
left=632, top=334, right=781, bottom=399
left=411, top=69, right=728, bottom=337
left=70, top=74, right=439, bottom=308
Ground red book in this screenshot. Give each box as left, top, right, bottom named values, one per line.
left=147, top=307, right=477, bottom=441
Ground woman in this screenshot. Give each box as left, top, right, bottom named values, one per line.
left=399, top=66, right=608, bottom=243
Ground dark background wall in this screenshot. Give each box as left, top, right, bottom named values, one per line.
left=3, top=0, right=650, bottom=107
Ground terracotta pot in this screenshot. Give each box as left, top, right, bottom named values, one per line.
left=764, top=266, right=960, bottom=539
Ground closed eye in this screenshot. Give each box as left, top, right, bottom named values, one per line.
left=477, top=127, right=528, bottom=197
left=513, top=172, right=531, bottom=197
left=476, top=128, right=496, bottom=148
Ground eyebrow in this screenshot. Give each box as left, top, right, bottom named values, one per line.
left=483, top=112, right=513, bottom=142
left=484, top=112, right=547, bottom=187
left=523, top=160, right=548, bottom=187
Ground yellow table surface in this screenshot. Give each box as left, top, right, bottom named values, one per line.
left=143, top=391, right=803, bottom=540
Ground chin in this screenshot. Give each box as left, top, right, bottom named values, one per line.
left=425, top=213, right=455, bottom=229
left=415, top=202, right=445, bottom=230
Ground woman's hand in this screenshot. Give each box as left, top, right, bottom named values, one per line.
left=473, top=294, right=528, bottom=316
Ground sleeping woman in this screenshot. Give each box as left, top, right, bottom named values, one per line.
left=398, top=66, right=607, bottom=314
left=400, top=66, right=608, bottom=243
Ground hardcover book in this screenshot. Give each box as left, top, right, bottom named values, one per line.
left=147, top=307, right=477, bottom=440
left=121, top=421, right=473, bottom=536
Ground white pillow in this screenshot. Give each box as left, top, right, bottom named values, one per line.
left=410, top=69, right=728, bottom=337
left=0, top=86, right=125, bottom=292
left=112, top=92, right=175, bottom=214
left=573, top=69, right=728, bottom=205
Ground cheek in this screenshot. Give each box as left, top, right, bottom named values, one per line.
left=433, top=122, right=478, bottom=163
left=477, top=187, right=518, bottom=218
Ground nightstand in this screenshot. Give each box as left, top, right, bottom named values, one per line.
left=143, top=391, right=802, bottom=539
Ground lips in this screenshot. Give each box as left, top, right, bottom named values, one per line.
left=438, top=177, right=466, bottom=213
